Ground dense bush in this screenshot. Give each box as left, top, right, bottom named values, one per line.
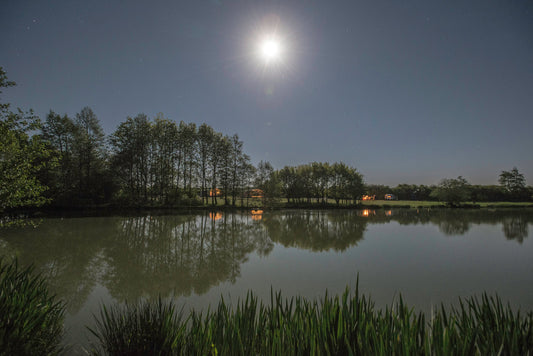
left=0, top=258, right=65, bottom=356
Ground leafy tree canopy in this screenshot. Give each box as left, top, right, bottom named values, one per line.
left=0, top=68, right=54, bottom=213
left=430, top=176, right=471, bottom=207
left=499, top=167, right=527, bottom=198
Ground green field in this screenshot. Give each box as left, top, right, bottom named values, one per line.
left=205, top=198, right=533, bottom=209
left=360, top=200, right=442, bottom=207
left=361, top=200, right=533, bottom=208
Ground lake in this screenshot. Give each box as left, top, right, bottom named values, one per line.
left=1, top=208, right=532, bottom=353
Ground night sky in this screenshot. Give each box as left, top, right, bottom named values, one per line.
left=1, top=0, right=532, bottom=185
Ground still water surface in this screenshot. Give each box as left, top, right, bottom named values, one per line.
left=1, top=208, right=532, bottom=352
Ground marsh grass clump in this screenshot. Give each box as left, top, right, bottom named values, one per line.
left=0, top=258, right=65, bottom=356
left=430, top=294, right=533, bottom=355
left=88, top=298, right=187, bottom=355
left=89, top=286, right=533, bottom=355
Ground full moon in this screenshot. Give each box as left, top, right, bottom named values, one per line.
left=259, top=37, right=282, bottom=63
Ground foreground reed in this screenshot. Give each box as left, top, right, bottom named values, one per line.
left=0, top=258, right=65, bottom=356
left=88, top=298, right=187, bottom=355
left=89, top=284, right=533, bottom=356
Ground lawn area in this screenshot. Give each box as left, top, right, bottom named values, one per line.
left=193, top=198, right=533, bottom=209
left=358, top=200, right=533, bottom=208
left=477, top=201, right=533, bottom=208
left=360, top=200, right=443, bottom=207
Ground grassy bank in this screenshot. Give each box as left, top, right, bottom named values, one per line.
left=6, top=200, right=533, bottom=219
left=360, top=200, right=443, bottom=208
left=361, top=200, right=533, bottom=209
left=89, top=288, right=533, bottom=355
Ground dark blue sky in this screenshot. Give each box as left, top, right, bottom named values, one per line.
left=2, top=0, right=532, bottom=185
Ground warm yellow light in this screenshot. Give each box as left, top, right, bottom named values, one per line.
left=250, top=189, right=264, bottom=198
left=209, top=188, right=222, bottom=197
left=251, top=209, right=263, bottom=221
left=361, top=209, right=376, bottom=217
left=209, top=212, right=223, bottom=221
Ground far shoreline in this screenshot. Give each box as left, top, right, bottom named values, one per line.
left=3, top=200, right=533, bottom=220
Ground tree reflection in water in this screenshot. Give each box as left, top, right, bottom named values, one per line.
left=0, top=217, right=117, bottom=313
left=262, top=210, right=368, bottom=252
left=0, top=209, right=531, bottom=311
left=502, top=215, right=529, bottom=243
left=104, top=213, right=274, bottom=300
left=429, top=209, right=531, bottom=242
left=372, top=208, right=532, bottom=242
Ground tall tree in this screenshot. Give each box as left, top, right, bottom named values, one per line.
left=197, top=124, right=215, bottom=205
left=330, top=162, right=347, bottom=205
left=297, top=164, right=313, bottom=203
left=499, top=167, right=527, bottom=201
left=110, top=114, right=152, bottom=203
left=229, top=134, right=246, bottom=206
left=430, top=176, right=471, bottom=207
left=0, top=67, right=53, bottom=212
left=152, top=115, right=178, bottom=202
left=278, top=166, right=297, bottom=203
left=0, top=111, right=52, bottom=212
left=344, top=166, right=365, bottom=204
left=73, top=107, right=106, bottom=201
left=0, top=67, right=15, bottom=114
left=237, top=158, right=255, bottom=207
left=311, top=162, right=330, bottom=204
left=42, top=111, right=77, bottom=202
left=209, top=132, right=224, bottom=205
left=179, top=122, right=197, bottom=197
left=255, top=161, right=278, bottom=206
left=218, top=135, right=233, bottom=205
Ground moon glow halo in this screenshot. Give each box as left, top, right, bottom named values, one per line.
left=258, top=36, right=282, bottom=64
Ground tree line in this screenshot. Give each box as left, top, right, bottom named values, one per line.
left=2, top=105, right=366, bottom=210
left=41, top=108, right=258, bottom=207
left=366, top=169, right=531, bottom=206
left=274, top=162, right=365, bottom=205
left=42, top=108, right=367, bottom=208
left=1, top=68, right=367, bottom=210
left=1, top=67, right=531, bottom=212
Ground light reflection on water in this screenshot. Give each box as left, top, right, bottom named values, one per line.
left=1, top=208, right=532, bottom=352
